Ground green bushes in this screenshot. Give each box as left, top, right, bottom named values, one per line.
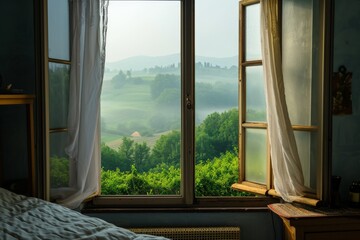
left=101, top=150, right=241, bottom=196
left=50, top=156, right=69, bottom=188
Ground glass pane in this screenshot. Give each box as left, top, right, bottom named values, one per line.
left=101, top=1, right=181, bottom=196
left=49, top=62, right=70, bottom=129
left=245, top=66, right=266, bottom=122
left=282, top=0, right=321, bottom=126
left=245, top=128, right=267, bottom=184
left=245, top=3, right=261, bottom=60
left=294, top=131, right=318, bottom=191
left=48, top=0, right=70, bottom=61
left=195, top=0, right=239, bottom=197
left=50, top=132, right=70, bottom=188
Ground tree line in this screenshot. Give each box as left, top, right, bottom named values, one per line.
left=101, top=108, right=238, bottom=173
left=99, top=108, right=240, bottom=196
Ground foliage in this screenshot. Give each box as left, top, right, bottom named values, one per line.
left=195, top=82, right=237, bottom=109
left=195, top=150, right=241, bottom=196
left=100, top=109, right=244, bottom=196
left=195, top=109, right=238, bottom=163
left=150, top=130, right=181, bottom=168
left=48, top=65, right=70, bottom=128
left=150, top=74, right=180, bottom=100
left=101, top=151, right=245, bottom=196
left=101, top=137, right=152, bottom=172
left=50, top=156, right=69, bottom=188
left=101, top=143, right=121, bottom=171
left=101, top=164, right=180, bottom=195
left=111, top=70, right=146, bottom=88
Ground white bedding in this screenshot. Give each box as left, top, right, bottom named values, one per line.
left=0, top=188, right=168, bottom=240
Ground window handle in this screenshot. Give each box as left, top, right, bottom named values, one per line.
left=186, top=96, right=192, bottom=110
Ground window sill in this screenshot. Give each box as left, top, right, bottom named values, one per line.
left=81, top=195, right=279, bottom=213
left=81, top=205, right=272, bottom=214
left=232, top=183, right=321, bottom=207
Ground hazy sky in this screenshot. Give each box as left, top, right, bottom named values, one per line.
left=106, top=0, right=239, bottom=62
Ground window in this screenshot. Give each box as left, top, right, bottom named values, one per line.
left=45, top=0, right=331, bottom=207
left=46, top=0, right=71, bottom=194
left=96, top=0, right=255, bottom=206
left=232, top=0, right=328, bottom=205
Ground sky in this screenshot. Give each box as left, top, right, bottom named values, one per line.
left=105, top=0, right=240, bottom=62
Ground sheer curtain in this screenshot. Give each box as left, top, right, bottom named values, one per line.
left=260, top=0, right=305, bottom=202
left=51, top=0, right=108, bottom=209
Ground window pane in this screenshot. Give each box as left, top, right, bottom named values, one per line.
left=245, top=3, right=261, bottom=60
left=195, top=0, right=239, bottom=197
left=48, top=0, right=70, bottom=61
left=245, top=66, right=266, bottom=122
left=282, top=0, right=321, bottom=126
left=50, top=132, right=69, bottom=188
left=101, top=1, right=181, bottom=196
left=49, top=62, right=70, bottom=129
left=294, top=131, right=318, bottom=191
left=245, top=128, right=267, bottom=184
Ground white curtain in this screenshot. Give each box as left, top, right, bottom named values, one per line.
left=260, top=0, right=306, bottom=202
left=51, top=0, right=108, bottom=209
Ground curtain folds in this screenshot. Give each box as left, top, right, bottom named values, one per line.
left=51, top=0, right=108, bottom=209
left=260, top=0, right=306, bottom=202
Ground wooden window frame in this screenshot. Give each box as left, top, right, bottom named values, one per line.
left=43, top=0, right=332, bottom=209
left=232, top=0, right=331, bottom=207
left=235, top=0, right=269, bottom=196
left=92, top=0, right=275, bottom=208
left=44, top=0, right=71, bottom=201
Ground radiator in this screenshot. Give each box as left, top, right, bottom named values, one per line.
left=129, top=226, right=241, bottom=240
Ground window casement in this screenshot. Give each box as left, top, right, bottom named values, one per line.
left=232, top=0, right=330, bottom=206
left=45, top=0, right=71, bottom=200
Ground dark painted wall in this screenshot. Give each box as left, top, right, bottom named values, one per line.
left=86, top=210, right=283, bottom=240
left=332, top=0, right=360, bottom=203
left=0, top=0, right=36, bottom=93
left=0, top=0, right=36, bottom=192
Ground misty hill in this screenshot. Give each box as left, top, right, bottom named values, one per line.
left=105, top=54, right=238, bottom=71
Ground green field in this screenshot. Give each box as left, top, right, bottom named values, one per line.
left=100, top=66, right=238, bottom=150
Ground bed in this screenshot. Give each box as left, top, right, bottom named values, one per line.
left=0, top=187, right=169, bottom=240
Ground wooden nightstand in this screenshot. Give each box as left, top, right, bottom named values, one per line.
left=269, top=203, right=360, bottom=240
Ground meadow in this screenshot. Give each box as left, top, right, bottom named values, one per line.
left=100, top=65, right=238, bottom=150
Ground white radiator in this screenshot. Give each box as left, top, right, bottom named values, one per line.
left=129, top=226, right=241, bottom=240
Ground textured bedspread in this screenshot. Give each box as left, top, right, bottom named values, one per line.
left=0, top=188, right=168, bottom=240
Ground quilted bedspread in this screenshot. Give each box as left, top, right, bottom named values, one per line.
left=0, top=188, right=168, bottom=240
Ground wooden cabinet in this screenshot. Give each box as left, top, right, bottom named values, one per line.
left=282, top=216, right=360, bottom=240
left=269, top=203, right=360, bottom=240
left=0, top=94, right=36, bottom=196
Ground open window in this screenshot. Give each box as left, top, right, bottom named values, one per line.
left=44, top=0, right=331, bottom=208
left=46, top=0, right=71, bottom=200
left=232, top=0, right=330, bottom=206
left=94, top=0, right=259, bottom=207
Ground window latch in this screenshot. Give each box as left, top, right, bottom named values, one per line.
left=186, top=96, right=192, bottom=110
